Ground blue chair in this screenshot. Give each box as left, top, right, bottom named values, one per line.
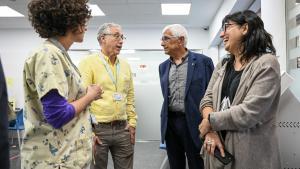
left=159, top=143, right=166, bottom=150
left=159, top=143, right=169, bottom=169
left=8, top=108, right=24, bottom=149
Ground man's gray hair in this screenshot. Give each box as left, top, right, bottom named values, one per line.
left=97, top=23, right=122, bottom=41
left=162, top=24, right=188, bottom=47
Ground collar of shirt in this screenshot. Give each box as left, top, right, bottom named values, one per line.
left=47, top=38, right=81, bottom=75
left=48, top=38, right=67, bottom=54
left=101, top=51, right=120, bottom=66
left=169, top=50, right=189, bottom=64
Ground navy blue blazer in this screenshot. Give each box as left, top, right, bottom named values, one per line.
left=159, top=50, right=214, bottom=148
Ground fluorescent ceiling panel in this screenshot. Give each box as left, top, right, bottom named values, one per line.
left=121, top=49, right=136, bottom=54
left=161, top=3, right=191, bottom=15
left=88, top=4, right=105, bottom=16
left=0, top=6, right=24, bottom=17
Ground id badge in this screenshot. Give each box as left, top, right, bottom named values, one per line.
left=113, top=93, right=123, bottom=101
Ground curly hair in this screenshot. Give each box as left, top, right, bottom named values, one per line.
left=28, top=0, right=91, bottom=38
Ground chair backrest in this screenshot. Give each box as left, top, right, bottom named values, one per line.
left=159, top=143, right=166, bottom=150
left=16, top=109, right=24, bottom=130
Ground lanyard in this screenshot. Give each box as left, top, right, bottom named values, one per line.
left=99, top=52, right=120, bottom=91
left=48, top=38, right=81, bottom=76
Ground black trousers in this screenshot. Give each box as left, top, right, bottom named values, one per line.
left=165, top=114, right=203, bottom=169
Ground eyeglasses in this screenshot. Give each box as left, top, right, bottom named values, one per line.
left=103, top=33, right=126, bottom=40
left=161, top=35, right=178, bottom=42
left=221, top=23, right=236, bottom=32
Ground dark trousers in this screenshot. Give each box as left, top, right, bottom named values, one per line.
left=165, top=114, right=203, bottom=169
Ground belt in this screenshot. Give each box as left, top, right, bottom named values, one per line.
left=97, top=120, right=127, bottom=127
left=168, top=111, right=185, bottom=117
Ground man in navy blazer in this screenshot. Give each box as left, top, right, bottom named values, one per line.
left=159, top=24, right=214, bottom=169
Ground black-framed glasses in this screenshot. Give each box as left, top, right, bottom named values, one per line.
left=161, top=35, right=178, bottom=42
left=103, top=33, right=126, bottom=40
left=221, top=23, right=236, bottom=32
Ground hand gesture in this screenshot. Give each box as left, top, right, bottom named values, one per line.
left=86, top=84, right=103, bottom=101
left=125, top=124, right=136, bottom=145
left=93, top=135, right=102, bottom=156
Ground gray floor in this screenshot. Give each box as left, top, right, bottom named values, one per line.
left=9, top=139, right=167, bottom=169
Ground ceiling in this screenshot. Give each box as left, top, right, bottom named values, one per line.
left=0, top=0, right=224, bottom=29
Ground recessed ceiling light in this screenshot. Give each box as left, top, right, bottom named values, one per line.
left=88, top=4, right=105, bottom=16
left=161, top=3, right=191, bottom=15
left=0, top=6, right=24, bottom=17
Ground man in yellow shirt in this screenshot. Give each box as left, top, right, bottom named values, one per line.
left=79, top=23, right=137, bottom=169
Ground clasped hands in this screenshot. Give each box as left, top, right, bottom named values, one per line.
left=87, top=84, right=104, bottom=101
left=199, top=117, right=225, bottom=157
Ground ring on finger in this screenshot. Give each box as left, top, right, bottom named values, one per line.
left=206, top=140, right=214, bottom=145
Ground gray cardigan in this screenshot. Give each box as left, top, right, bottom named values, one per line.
left=200, top=54, right=281, bottom=169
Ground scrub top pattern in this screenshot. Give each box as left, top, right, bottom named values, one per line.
left=21, top=40, right=93, bottom=169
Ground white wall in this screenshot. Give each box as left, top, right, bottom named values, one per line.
left=208, top=0, right=238, bottom=47
left=0, top=29, right=42, bottom=108
left=203, top=46, right=219, bottom=66
left=0, top=27, right=209, bottom=108
left=261, top=0, right=287, bottom=72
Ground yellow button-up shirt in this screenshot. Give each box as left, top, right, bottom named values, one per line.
left=79, top=52, right=137, bottom=127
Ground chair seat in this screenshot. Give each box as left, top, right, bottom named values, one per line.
left=159, top=143, right=166, bottom=150
left=8, top=108, right=24, bottom=149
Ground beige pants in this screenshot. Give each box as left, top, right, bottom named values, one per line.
left=92, top=122, right=134, bottom=169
